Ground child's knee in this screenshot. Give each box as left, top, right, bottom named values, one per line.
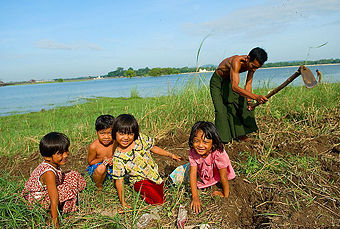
left=94, top=165, right=107, bottom=175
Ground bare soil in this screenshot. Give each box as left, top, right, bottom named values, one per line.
left=3, top=117, right=339, bottom=228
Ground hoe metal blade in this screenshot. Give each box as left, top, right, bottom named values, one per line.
left=300, top=66, right=318, bottom=88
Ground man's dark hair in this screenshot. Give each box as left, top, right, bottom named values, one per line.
left=40, top=132, right=70, bottom=157
left=95, top=115, right=115, bottom=131
left=248, top=47, right=268, bottom=65
left=112, top=114, right=139, bottom=141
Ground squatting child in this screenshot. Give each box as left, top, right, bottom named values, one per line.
left=111, top=114, right=182, bottom=209
left=188, top=121, right=235, bottom=213
left=22, top=132, right=86, bottom=228
left=87, top=114, right=116, bottom=190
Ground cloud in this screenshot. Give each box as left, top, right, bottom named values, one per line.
left=34, top=39, right=104, bottom=51
left=184, top=0, right=340, bottom=38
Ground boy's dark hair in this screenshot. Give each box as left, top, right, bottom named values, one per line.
left=248, top=47, right=268, bottom=65
left=189, top=121, right=224, bottom=152
left=112, top=114, right=139, bottom=141
left=40, top=132, right=70, bottom=157
left=95, top=115, right=115, bottom=131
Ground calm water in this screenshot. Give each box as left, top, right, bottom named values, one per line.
left=1, top=65, right=339, bottom=116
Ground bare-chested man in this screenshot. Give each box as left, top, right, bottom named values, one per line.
left=210, top=47, right=268, bottom=143
left=316, top=69, right=322, bottom=83
left=87, top=115, right=117, bottom=190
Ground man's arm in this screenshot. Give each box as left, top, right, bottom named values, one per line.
left=245, top=71, right=255, bottom=107
left=245, top=70, right=254, bottom=92
left=230, top=57, right=267, bottom=104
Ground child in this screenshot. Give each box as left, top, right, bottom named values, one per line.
left=87, top=114, right=116, bottom=190
left=22, top=132, right=86, bottom=228
left=111, top=114, right=182, bottom=208
left=188, top=121, right=235, bottom=213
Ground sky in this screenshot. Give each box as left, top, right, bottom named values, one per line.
left=1, top=0, right=340, bottom=82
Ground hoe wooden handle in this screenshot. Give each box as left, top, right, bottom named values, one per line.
left=251, top=66, right=302, bottom=109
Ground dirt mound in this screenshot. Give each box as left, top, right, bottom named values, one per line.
left=4, top=126, right=340, bottom=228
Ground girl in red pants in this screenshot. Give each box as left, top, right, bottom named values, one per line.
left=111, top=114, right=182, bottom=209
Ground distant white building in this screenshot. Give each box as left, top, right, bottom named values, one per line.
left=199, top=68, right=208, bottom=72
left=94, top=76, right=102, bottom=80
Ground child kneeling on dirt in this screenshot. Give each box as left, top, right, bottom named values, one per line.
left=22, top=132, right=86, bottom=228
left=87, top=114, right=117, bottom=191
left=170, top=121, right=235, bottom=213
left=110, top=114, right=183, bottom=209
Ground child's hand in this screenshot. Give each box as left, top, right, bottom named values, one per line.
left=102, top=157, right=114, bottom=166
left=247, top=104, right=254, bottom=111
left=102, top=158, right=110, bottom=167
left=212, top=190, right=226, bottom=197
left=108, top=157, right=113, bottom=166
left=171, top=153, right=183, bottom=161
left=190, top=198, right=202, bottom=214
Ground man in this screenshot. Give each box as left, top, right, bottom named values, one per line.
left=316, top=69, right=322, bottom=83
left=210, top=47, right=268, bottom=143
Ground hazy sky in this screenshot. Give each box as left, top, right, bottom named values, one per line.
left=1, top=0, right=339, bottom=82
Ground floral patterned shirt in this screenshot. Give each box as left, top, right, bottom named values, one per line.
left=111, top=134, right=163, bottom=184
left=21, top=162, right=86, bottom=213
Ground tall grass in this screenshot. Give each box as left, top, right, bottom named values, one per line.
left=0, top=80, right=339, bottom=228
left=0, top=76, right=213, bottom=157
left=1, top=81, right=338, bottom=158
left=0, top=172, right=47, bottom=228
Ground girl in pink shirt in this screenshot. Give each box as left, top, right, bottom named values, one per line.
left=189, top=121, right=235, bottom=213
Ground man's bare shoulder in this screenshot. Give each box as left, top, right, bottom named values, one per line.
left=230, top=55, right=247, bottom=64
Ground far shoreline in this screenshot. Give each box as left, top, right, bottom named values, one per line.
left=1, top=63, right=339, bottom=87
left=1, top=82, right=339, bottom=117
left=261, top=63, right=340, bottom=70
left=178, top=63, right=340, bottom=74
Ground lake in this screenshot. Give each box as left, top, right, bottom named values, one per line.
left=1, top=64, right=339, bottom=116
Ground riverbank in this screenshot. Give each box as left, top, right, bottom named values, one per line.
left=2, top=62, right=339, bottom=87
left=1, top=82, right=339, bottom=228
left=261, top=62, right=340, bottom=70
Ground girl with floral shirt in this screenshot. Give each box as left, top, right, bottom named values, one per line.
left=110, top=114, right=182, bottom=209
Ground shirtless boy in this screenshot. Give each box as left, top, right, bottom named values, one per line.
left=210, top=47, right=268, bottom=143
left=87, top=115, right=116, bottom=190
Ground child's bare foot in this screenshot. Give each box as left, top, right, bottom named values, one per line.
left=238, top=135, right=250, bottom=142
left=212, top=190, right=224, bottom=197
left=118, top=203, right=132, bottom=213
left=96, top=185, right=103, bottom=193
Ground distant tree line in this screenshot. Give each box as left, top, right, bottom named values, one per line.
left=262, top=58, right=340, bottom=68
left=105, top=58, right=340, bottom=78
left=4, top=58, right=339, bottom=85
left=107, top=66, right=216, bottom=78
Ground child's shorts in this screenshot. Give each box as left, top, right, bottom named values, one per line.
left=87, top=163, right=113, bottom=180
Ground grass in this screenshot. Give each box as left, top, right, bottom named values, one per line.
left=0, top=172, right=47, bottom=228
left=0, top=76, right=212, bottom=158
left=0, top=81, right=339, bottom=228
